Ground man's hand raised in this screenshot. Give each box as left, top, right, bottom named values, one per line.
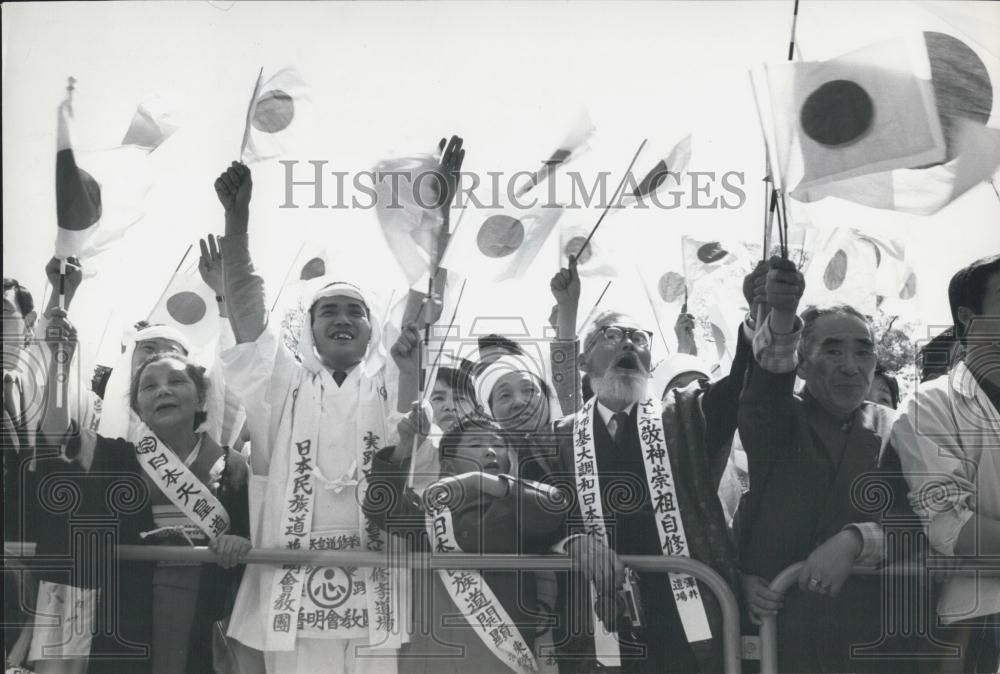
left=214, top=161, right=252, bottom=222
left=764, top=256, right=804, bottom=335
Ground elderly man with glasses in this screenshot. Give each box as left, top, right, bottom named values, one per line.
left=544, top=303, right=752, bottom=674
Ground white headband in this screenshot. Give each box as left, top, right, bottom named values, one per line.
left=474, top=354, right=549, bottom=417
left=297, top=277, right=386, bottom=377
left=133, top=324, right=192, bottom=354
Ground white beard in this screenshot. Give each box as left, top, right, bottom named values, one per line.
left=592, top=368, right=650, bottom=409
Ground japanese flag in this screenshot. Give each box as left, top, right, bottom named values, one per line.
left=240, top=67, right=314, bottom=164
left=440, top=203, right=563, bottom=282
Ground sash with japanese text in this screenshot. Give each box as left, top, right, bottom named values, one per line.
left=425, top=494, right=538, bottom=674
left=133, top=426, right=230, bottom=541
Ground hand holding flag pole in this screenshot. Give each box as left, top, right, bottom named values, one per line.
left=408, top=136, right=464, bottom=489
left=57, top=77, right=78, bottom=313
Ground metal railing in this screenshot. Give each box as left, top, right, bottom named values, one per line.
left=758, top=560, right=1000, bottom=674
left=3, top=544, right=743, bottom=674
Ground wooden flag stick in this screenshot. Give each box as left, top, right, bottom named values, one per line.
left=146, top=244, right=193, bottom=321
left=576, top=281, right=612, bottom=334
left=576, top=139, right=648, bottom=259
left=635, top=266, right=673, bottom=357
left=407, top=278, right=468, bottom=490
left=787, top=0, right=801, bottom=61
left=269, top=242, right=307, bottom=314
left=240, top=67, right=264, bottom=157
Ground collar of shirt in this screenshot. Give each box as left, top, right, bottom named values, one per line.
left=595, top=400, right=637, bottom=427
left=322, top=362, right=360, bottom=388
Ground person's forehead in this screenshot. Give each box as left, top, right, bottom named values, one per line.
left=458, top=430, right=502, bottom=446
left=139, top=358, right=188, bottom=380
left=137, top=337, right=185, bottom=352
left=313, top=295, right=367, bottom=311
left=812, top=314, right=873, bottom=341
left=495, top=371, right=540, bottom=389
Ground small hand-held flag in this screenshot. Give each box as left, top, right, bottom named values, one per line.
left=240, top=67, right=313, bottom=163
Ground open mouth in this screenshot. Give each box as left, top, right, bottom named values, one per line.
left=327, top=331, right=354, bottom=342
left=155, top=402, right=179, bottom=413
left=615, top=354, right=639, bottom=370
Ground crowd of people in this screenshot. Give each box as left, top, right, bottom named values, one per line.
left=2, top=150, right=998, bottom=674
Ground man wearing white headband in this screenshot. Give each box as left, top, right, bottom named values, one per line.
left=214, top=162, right=403, bottom=674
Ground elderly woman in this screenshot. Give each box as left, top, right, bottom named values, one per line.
left=29, top=310, right=250, bottom=674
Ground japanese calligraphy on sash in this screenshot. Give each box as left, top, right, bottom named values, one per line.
left=425, top=494, right=538, bottom=674
left=295, top=530, right=370, bottom=638
left=265, top=373, right=402, bottom=650
left=572, top=394, right=712, bottom=645
left=133, top=425, right=230, bottom=541
left=356, top=377, right=403, bottom=649
left=266, top=377, right=321, bottom=650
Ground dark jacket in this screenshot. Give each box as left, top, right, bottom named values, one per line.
left=33, top=435, right=250, bottom=674
left=363, top=447, right=564, bottom=674
left=737, top=356, right=918, bottom=673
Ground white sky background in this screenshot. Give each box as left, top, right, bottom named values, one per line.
left=3, top=1, right=999, bottom=375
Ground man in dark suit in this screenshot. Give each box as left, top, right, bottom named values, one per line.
left=546, top=296, right=754, bottom=673
left=737, top=257, right=914, bottom=673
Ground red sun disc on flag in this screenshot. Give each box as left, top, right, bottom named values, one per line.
left=657, top=272, right=686, bottom=303
left=165, top=291, right=207, bottom=326
left=477, top=215, right=525, bottom=258
left=563, top=236, right=593, bottom=266
left=697, top=242, right=729, bottom=264
left=300, top=257, right=326, bottom=280
left=823, top=249, right=849, bottom=290
left=800, top=79, right=874, bottom=147
left=252, top=90, right=295, bottom=133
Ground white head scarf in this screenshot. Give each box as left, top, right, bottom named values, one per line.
left=651, top=353, right=714, bottom=398
left=474, top=353, right=563, bottom=423
left=295, top=279, right=387, bottom=378
left=99, top=324, right=229, bottom=442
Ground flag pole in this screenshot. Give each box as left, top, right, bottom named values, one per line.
left=576, top=281, right=612, bottom=334
left=576, top=139, right=648, bottom=259
left=407, top=278, right=468, bottom=490
left=55, top=76, right=79, bottom=409
left=269, top=242, right=307, bottom=314
left=636, top=266, right=673, bottom=357
left=146, top=244, right=194, bottom=321
left=240, top=67, right=264, bottom=158
left=58, top=77, right=77, bottom=313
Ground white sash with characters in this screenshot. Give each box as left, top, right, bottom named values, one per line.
left=572, top=394, right=712, bottom=647
left=265, top=372, right=402, bottom=650
left=133, top=426, right=230, bottom=541
left=426, top=492, right=538, bottom=674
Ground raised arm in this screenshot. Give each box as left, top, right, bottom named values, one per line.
left=699, top=261, right=769, bottom=460
left=549, top=255, right=583, bottom=412
left=737, top=257, right=805, bottom=461
left=214, top=162, right=265, bottom=344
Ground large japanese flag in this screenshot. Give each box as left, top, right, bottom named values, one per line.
left=440, top=203, right=563, bottom=282
left=752, top=34, right=946, bottom=192
left=55, top=90, right=175, bottom=260
left=793, top=31, right=1000, bottom=214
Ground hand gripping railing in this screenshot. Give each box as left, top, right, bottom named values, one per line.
left=758, top=559, right=1000, bottom=674
left=3, top=544, right=743, bottom=674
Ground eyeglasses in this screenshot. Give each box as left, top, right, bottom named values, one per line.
left=595, top=326, right=653, bottom=348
